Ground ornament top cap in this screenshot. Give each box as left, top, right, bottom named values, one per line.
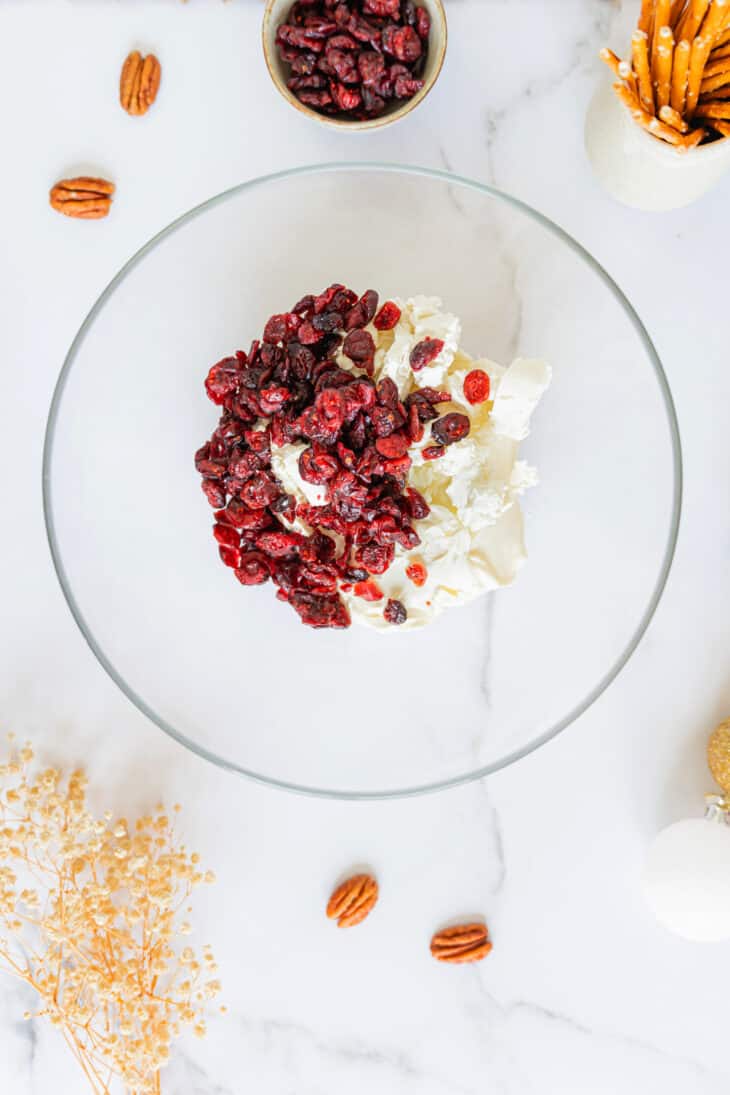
left=707, top=718, right=730, bottom=794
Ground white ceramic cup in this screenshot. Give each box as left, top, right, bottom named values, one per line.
left=585, top=79, right=730, bottom=211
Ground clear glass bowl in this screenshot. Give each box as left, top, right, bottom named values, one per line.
left=43, top=164, right=681, bottom=798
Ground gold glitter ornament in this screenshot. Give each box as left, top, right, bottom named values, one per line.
left=707, top=718, right=730, bottom=794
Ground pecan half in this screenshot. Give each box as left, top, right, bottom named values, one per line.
left=430, top=922, right=492, bottom=964
left=49, top=177, right=115, bottom=219
left=120, top=50, right=161, bottom=115
left=326, top=873, right=378, bottom=928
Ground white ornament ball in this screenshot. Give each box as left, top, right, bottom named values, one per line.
left=643, top=818, right=730, bottom=942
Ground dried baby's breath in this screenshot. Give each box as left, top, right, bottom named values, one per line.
left=0, top=737, right=220, bottom=1094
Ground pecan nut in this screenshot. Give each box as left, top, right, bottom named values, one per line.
left=326, top=873, right=378, bottom=928
left=120, top=50, right=161, bottom=115
left=49, top=177, right=115, bottom=219
left=430, top=922, right=492, bottom=964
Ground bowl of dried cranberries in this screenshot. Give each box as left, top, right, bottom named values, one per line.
left=262, top=0, right=446, bottom=128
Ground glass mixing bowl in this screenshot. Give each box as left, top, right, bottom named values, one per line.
left=43, top=164, right=681, bottom=798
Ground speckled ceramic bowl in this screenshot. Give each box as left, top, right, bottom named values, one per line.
left=262, top=0, right=447, bottom=130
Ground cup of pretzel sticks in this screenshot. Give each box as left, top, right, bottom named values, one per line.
left=585, top=0, right=730, bottom=209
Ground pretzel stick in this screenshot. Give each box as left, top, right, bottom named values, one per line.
left=599, top=47, right=623, bottom=77
left=633, top=30, right=656, bottom=111
left=701, top=81, right=730, bottom=94
left=654, top=0, right=673, bottom=56
left=654, top=27, right=675, bottom=105
left=670, top=37, right=692, bottom=108
left=702, top=55, right=730, bottom=74
left=671, top=0, right=688, bottom=23
left=639, top=0, right=656, bottom=35
left=715, top=24, right=730, bottom=45
left=613, top=81, right=684, bottom=142
left=686, top=34, right=713, bottom=113
left=659, top=103, right=690, bottom=127
left=678, top=0, right=710, bottom=38
left=618, top=59, right=639, bottom=96
left=707, top=115, right=730, bottom=130
left=701, top=76, right=730, bottom=97
left=678, top=125, right=708, bottom=147
left=695, top=97, right=730, bottom=112
left=710, top=41, right=730, bottom=57
left=699, top=0, right=730, bottom=41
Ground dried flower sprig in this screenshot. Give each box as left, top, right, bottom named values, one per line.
left=0, top=736, right=221, bottom=1094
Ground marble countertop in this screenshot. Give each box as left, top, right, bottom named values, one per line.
left=3, top=0, right=730, bottom=1091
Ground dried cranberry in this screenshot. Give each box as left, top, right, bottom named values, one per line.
left=234, top=553, right=270, bottom=586
left=315, top=387, right=346, bottom=432
left=376, top=376, right=399, bottom=407
left=258, top=386, right=291, bottom=415
left=292, top=294, right=316, bottom=316
left=373, top=300, right=401, bottom=330
left=197, top=458, right=227, bottom=479
left=418, top=386, right=451, bottom=404
left=375, top=432, right=409, bottom=458
left=345, top=289, right=379, bottom=330
left=298, top=89, right=334, bottom=107
left=311, top=310, right=343, bottom=333
left=463, top=369, right=491, bottom=405
left=415, top=6, right=430, bottom=38
left=406, top=561, right=428, bottom=586
left=394, top=74, right=424, bottom=98
left=263, top=313, right=301, bottom=344
left=409, top=338, right=444, bottom=371
left=342, top=328, right=376, bottom=373
left=213, top=523, right=240, bottom=548
left=244, top=428, right=271, bottom=456
left=431, top=413, right=470, bottom=446
left=381, top=22, right=399, bottom=54
left=326, top=48, right=359, bottom=83
left=407, top=402, right=423, bottom=442
left=353, top=579, right=384, bottom=601
left=422, top=444, right=445, bottom=460
left=299, top=445, right=339, bottom=483
left=240, top=473, right=280, bottom=510
left=363, top=0, right=400, bottom=15
left=361, top=86, right=386, bottom=114
left=372, top=404, right=404, bottom=436
left=383, top=598, right=407, bottom=625
left=201, top=479, right=226, bottom=508
left=355, top=540, right=395, bottom=574
left=257, top=531, right=303, bottom=557
left=290, top=591, right=350, bottom=629
left=330, top=81, right=362, bottom=110
left=358, top=50, right=386, bottom=83
left=219, top=544, right=243, bottom=569
left=302, top=15, right=338, bottom=35
left=205, top=357, right=241, bottom=405
left=405, top=487, right=430, bottom=519
left=391, top=25, right=421, bottom=62
left=328, top=32, right=359, bottom=50
left=298, top=321, right=325, bottom=345
left=291, top=51, right=318, bottom=75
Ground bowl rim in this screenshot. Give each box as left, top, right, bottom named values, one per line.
left=42, top=161, right=683, bottom=800
left=261, top=0, right=447, bottom=131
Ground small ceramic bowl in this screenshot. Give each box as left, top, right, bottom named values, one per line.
left=262, top=0, right=447, bottom=131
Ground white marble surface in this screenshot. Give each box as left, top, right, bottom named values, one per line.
left=2, top=0, right=730, bottom=1091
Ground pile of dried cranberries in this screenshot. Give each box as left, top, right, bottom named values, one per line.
left=275, top=0, right=431, bottom=121
left=195, top=283, right=471, bottom=629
